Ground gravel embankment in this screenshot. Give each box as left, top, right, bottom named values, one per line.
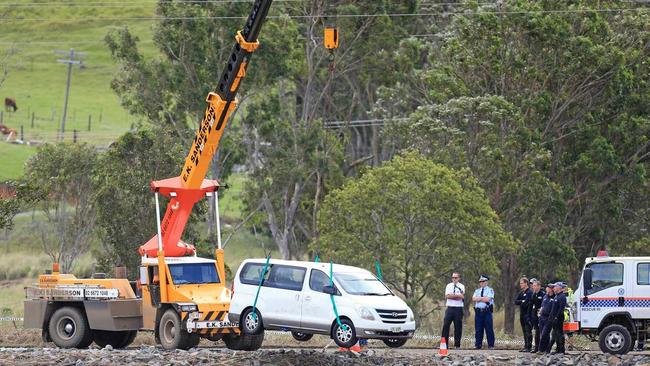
left=0, top=346, right=649, bottom=366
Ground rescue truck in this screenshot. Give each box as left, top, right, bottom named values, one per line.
left=24, top=0, right=273, bottom=351
left=565, top=251, right=650, bottom=354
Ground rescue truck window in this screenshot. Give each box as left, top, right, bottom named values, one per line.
left=587, top=262, right=623, bottom=295
left=638, top=263, right=650, bottom=285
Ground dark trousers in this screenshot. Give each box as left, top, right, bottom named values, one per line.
left=552, top=320, right=565, bottom=353
left=531, top=315, right=540, bottom=351
left=539, top=317, right=552, bottom=352
left=442, top=307, right=463, bottom=347
left=520, top=316, right=533, bottom=349
left=474, top=309, right=495, bottom=348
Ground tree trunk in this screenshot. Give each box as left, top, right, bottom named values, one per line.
left=501, top=253, right=518, bottom=334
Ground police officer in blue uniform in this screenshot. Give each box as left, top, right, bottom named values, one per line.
left=537, top=283, right=555, bottom=354
left=550, top=282, right=567, bottom=354
left=529, top=278, right=545, bottom=353
left=472, top=275, right=495, bottom=349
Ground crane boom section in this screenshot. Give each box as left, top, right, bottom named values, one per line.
left=181, top=0, right=272, bottom=188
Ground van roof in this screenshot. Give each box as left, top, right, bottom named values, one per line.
left=240, top=258, right=370, bottom=274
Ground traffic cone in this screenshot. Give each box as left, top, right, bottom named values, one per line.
left=438, top=337, right=449, bottom=356
left=338, top=343, right=362, bottom=352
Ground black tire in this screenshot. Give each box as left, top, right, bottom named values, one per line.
left=599, top=324, right=632, bottom=355
left=48, top=307, right=93, bottom=349
left=93, top=330, right=138, bottom=349
left=332, top=319, right=357, bottom=348
left=383, top=338, right=408, bottom=348
left=223, top=333, right=264, bottom=351
left=240, top=308, right=264, bottom=335
left=158, top=309, right=198, bottom=350
left=291, top=331, right=313, bottom=342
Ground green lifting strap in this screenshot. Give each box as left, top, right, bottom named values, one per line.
left=251, top=255, right=271, bottom=321
left=329, top=260, right=348, bottom=331
left=314, top=254, right=320, bottom=263
left=375, top=259, right=383, bottom=281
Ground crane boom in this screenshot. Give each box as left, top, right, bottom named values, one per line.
left=139, top=0, right=273, bottom=258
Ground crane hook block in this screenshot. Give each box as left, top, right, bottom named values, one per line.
left=324, top=27, right=339, bottom=50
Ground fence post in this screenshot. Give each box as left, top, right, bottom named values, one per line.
left=20, top=125, right=24, bottom=141
left=87, top=114, right=91, bottom=131
left=73, top=129, right=77, bottom=143
left=51, top=107, right=55, bottom=122
left=0, top=111, right=3, bottom=124
left=31, top=112, right=35, bottom=128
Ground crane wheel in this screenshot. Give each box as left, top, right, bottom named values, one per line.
left=48, top=307, right=93, bottom=349
left=93, top=330, right=138, bottom=349
left=158, top=309, right=199, bottom=350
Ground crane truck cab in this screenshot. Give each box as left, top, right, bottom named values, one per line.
left=565, top=252, right=650, bottom=354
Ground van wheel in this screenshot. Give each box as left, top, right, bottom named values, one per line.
left=241, top=308, right=263, bottom=335
left=599, top=324, right=632, bottom=355
left=291, top=331, right=313, bottom=342
left=383, top=338, right=408, bottom=348
left=223, top=333, right=264, bottom=351
left=94, top=330, right=137, bottom=349
left=159, top=309, right=198, bottom=350
left=48, top=307, right=93, bottom=349
left=332, top=319, right=357, bottom=348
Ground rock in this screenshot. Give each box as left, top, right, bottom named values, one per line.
left=75, top=360, right=85, bottom=366
left=104, top=344, right=113, bottom=351
left=608, top=356, right=622, bottom=366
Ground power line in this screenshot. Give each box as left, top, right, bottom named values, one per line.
left=1, top=7, right=646, bottom=22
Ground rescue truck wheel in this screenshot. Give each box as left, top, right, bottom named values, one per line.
left=383, top=338, right=408, bottom=348
left=332, top=319, right=357, bottom=348
left=599, top=324, right=632, bottom=355
left=93, top=330, right=137, bottom=349
left=291, top=331, right=313, bottom=342
left=48, top=307, right=93, bottom=349
left=223, top=332, right=264, bottom=351
left=159, top=309, right=198, bottom=350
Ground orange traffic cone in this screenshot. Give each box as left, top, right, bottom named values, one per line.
left=438, top=337, right=449, bottom=356
left=338, top=343, right=362, bottom=352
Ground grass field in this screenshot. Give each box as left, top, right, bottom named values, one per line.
left=0, top=142, right=36, bottom=180
left=0, top=0, right=159, bottom=178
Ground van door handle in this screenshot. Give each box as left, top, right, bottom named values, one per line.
left=304, top=296, right=311, bottom=301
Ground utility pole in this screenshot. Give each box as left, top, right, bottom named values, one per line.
left=55, top=49, right=86, bottom=141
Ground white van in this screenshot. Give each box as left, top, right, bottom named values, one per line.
left=228, top=259, right=416, bottom=348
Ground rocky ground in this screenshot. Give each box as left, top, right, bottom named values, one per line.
left=0, top=346, right=648, bottom=366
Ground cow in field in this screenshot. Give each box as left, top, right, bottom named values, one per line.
left=4, top=97, right=17, bottom=112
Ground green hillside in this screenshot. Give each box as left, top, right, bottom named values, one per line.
left=0, top=0, right=158, bottom=179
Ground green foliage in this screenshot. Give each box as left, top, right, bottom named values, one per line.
left=24, top=143, right=99, bottom=272
left=316, top=152, right=515, bottom=316
left=93, top=128, right=194, bottom=277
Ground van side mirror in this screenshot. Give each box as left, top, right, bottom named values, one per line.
left=583, top=268, right=593, bottom=291
left=322, top=285, right=337, bottom=295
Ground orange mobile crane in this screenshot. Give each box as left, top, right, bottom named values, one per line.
left=24, top=0, right=273, bottom=351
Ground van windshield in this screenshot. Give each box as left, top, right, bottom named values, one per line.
left=334, top=272, right=392, bottom=296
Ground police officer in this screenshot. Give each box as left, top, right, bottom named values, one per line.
left=537, top=283, right=556, bottom=354
left=441, top=272, right=465, bottom=349
left=530, top=278, right=544, bottom=353
left=550, top=282, right=568, bottom=354
left=514, top=277, right=534, bottom=352
left=472, top=275, right=495, bottom=349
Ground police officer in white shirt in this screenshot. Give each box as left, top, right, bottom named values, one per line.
left=441, top=272, right=465, bottom=349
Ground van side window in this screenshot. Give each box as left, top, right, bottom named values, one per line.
left=638, top=263, right=650, bottom=285
left=240, top=263, right=272, bottom=285
left=310, top=269, right=331, bottom=292
left=587, top=262, right=623, bottom=295
left=266, top=265, right=306, bottom=291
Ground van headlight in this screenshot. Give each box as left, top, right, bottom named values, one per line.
left=355, top=306, right=375, bottom=321
left=408, top=309, right=415, bottom=322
